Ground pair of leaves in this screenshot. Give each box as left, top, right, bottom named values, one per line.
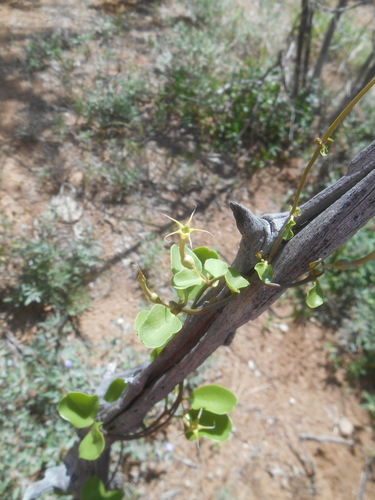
left=58, top=383, right=127, bottom=461
left=255, top=261, right=325, bottom=309
left=184, top=384, right=237, bottom=443
left=58, top=392, right=104, bottom=461
left=282, top=208, right=301, bottom=241
left=254, top=261, right=274, bottom=284
left=205, top=257, right=249, bottom=293
left=282, top=219, right=296, bottom=241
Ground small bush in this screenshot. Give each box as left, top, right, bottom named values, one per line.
left=0, top=334, right=86, bottom=499
left=24, top=33, right=70, bottom=72
left=98, top=140, right=146, bottom=197
left=156, top=55, right=319, bottom=157
left=5, top=222, right=100, bottom=318
left=74, top=73, right=149, bottom=131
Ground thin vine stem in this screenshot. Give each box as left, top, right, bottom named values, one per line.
left=268, top=77, right=375, bottom=263
left=291, top=76, right=375, bottom=216
left=105, top=382, right=184, bottom=441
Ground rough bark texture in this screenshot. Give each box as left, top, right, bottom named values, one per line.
left=292, top=0, right=314, bottom=97
left=23, top=141, right=375, bottom=499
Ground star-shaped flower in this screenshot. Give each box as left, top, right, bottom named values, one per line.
left=164, top=207, right=212, bottom=249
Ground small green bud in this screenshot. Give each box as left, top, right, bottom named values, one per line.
left=150, top=293, right=162, bottom=304
left=182, top=255, right=195, bottom=269
left=333, top=258, right=353, bottom=270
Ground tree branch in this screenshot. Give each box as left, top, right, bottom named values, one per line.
left=23, top=140, right=375, bottom=499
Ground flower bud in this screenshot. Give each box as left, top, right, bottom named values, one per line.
left=182, top=255, right=195, bottom=269
left=150, top=293, right=162, bottom=304
left=333, top=259, right=352, bottom=270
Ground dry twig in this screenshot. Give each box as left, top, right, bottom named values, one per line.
left=299, top=433, right=354, bottom=446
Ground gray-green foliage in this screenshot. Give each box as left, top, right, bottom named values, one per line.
left=0, top=327, right=147, bottom=499
left=5, top=222, right=100, bottom=318
left=94, top=140, right=146, bottom=198
left=292, top=221, right=375, bottom=376
left=0, top=334, right=88, bottom=499
left=24, top=33, right=70, bottom=73
left=153, top=5, right=319, bottom=158
left=74, top=73, right=149, bottom=130
left=70, top=0, right=319, bottom=170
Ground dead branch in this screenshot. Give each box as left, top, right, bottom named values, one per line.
left=356, top=456, right=375, bottom=500
left=299, top=433, right=355, bottom=446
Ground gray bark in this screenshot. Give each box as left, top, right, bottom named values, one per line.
left=311, top=0, right=349, bottom=84
left=23, top=140, right=375, bottom=499
left=292, top=0, right=314, bottom=97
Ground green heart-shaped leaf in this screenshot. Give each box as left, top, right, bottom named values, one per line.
left=190, top=384, right=237, bottom=414
left=176, top=283, right=205, bottom=301
left=58, top=392, right=99, bottom=429
left=282, top=219, right=296, bottom=240
left=136, top=304, right=182, bottom=348
left=79, top=422, right=105, bottom=461
left=193, top=247, right=219, bottom=265
left=170, top=244, right=202, bottom=275
left=172, top=268, right=203, bottom=289
left=104, top=379, right=128, bottom=403
left=184, top=410, right=232, bottom=442
left=82, top=477, right=124, bottom=500
left=306, top=280, right=324, bottom=308
left=254, top=261, right=274, bottom=284
left=204, top=258, right=228, bottom=278
left=225, top=267, right=249, bottom=293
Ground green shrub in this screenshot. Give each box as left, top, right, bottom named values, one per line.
left=24, top=33, right=70, bottom=72
left=156, top=53, right=319, bottom=157
left=74, top=73, right=149, bottom=131
left=96, top=140, right=145, bottom=197
left=5, top=222, right=100, bottom=318
left=151, top=10, right=320, bottom=158
left=71, top=0, right=320, bottom=163
left=0, top=334, right=87, bottom=499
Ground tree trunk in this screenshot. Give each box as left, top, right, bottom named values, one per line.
left=292, top=0, right=315, bottom=97
left=311, top=0, right=349, bottom=84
